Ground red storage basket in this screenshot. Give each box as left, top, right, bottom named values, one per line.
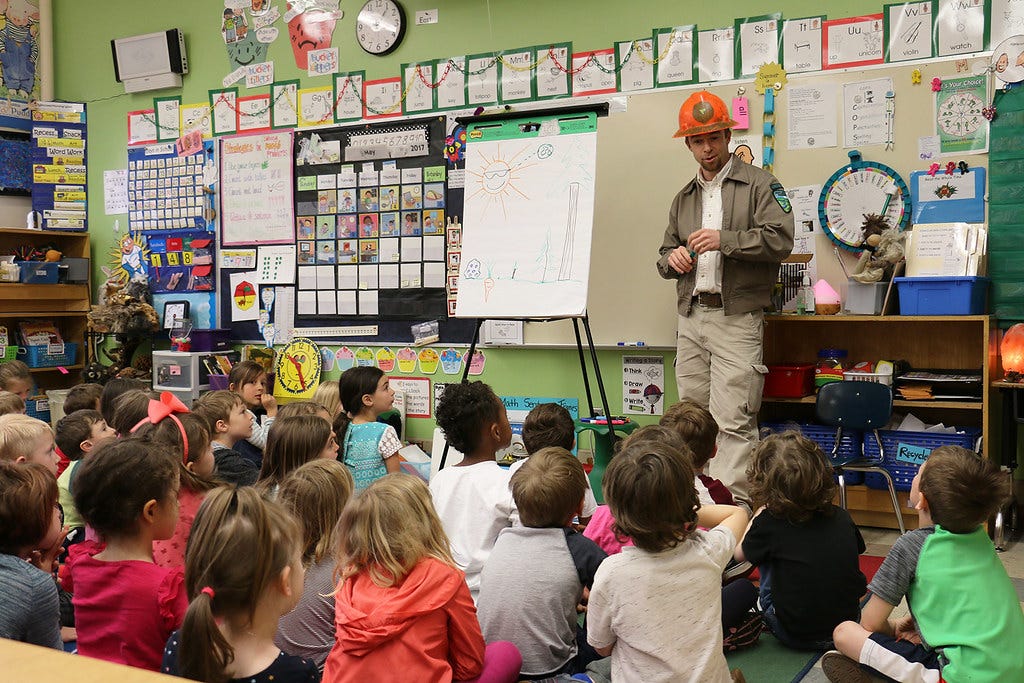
left=763, top=364, right=815, bottom=398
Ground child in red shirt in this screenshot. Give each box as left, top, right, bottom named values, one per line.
left=323, top=474, right=522, bottom=683
left=67, top=437, right=187, bottom=670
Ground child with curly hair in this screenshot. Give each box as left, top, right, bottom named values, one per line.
left=430, top=381, right=516, bottom=601
left=736, top=431, right=866, bottom=651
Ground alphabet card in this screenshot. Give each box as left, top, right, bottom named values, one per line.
left=824, top=15, right=884, bottom=69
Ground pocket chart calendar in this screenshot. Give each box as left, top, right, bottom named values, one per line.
left=292, top=116, right=449, bottom=320
left=456, top=113, right=598, bottom=318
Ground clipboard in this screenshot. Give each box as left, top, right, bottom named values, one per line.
left=910, top=168, right=986, bottom=225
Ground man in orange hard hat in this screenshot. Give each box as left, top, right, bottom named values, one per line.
left=656, top=90, right=794, bottom=503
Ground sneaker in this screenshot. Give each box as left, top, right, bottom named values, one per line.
left=723, top=558, right=754, bottom=582
left=820, top=651, right=877, bottom=683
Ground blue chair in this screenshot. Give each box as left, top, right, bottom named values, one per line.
left=816, top=380, right=906, bottom=535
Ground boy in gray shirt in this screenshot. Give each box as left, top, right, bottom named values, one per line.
left=477, top=447, right=606, bottom=678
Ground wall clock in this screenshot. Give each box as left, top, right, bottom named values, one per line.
left=356, top=0, right=406, bottom=56
left=818, top=150, right=911, bottom=252
left=274, top=337, right=322, bottom=398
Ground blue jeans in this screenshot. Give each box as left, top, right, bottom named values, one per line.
left=759, top=566, right=835, bottom=651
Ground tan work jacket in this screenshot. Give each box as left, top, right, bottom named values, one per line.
left=656, top=161, right=795, bottom=316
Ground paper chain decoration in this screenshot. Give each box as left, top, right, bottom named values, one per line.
left=140, top=38, right=680, bottom=133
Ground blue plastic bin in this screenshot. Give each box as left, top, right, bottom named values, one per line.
left=17, top=342, right=77, bottom=368
left=893, top=276, right=989, bottom=315
left=24, top=398, right=50, bottom=424
left=760, top=421, right=865, bottom=485
left=18, top=262, right=59, bottom=284
left=862, top=427, right=982, bottom=491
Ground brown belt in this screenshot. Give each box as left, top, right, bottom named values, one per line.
left=692, top=292, right=723, bottom=308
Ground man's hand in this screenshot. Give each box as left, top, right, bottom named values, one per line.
left=688, top=228, right=721, bottom=254
left=666, top=246, right=695, bottom=274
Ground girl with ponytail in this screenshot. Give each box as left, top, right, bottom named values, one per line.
left=161, top=487, right=317, bottom=683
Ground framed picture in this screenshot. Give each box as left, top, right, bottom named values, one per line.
left=162, top=300, right=190, bottom=329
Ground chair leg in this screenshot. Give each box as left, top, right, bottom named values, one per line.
left=837, top=472, right=847, bottom=510
left=876, top=469, right=907, bottom=535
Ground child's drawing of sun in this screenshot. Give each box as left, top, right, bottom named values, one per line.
left=467, top=143, right=536, bottom=219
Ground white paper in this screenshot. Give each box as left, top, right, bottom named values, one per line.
left=359, top=265, right=378, bottom=289
left=246, top=61, right=275, bottom=89
left=337, top=265, right=358, bottom=289
left=401, top=167, right=423, bottom=184
left=536, top=45, right=570, bottom=98
left=843, top=78, right=892, bottom=148
left=229, top=271, right=260, bottom=321
left=787, top=84, right=838, bottom=149
left=104, top=169, right=129, bottom=215
left=424, top=262, right=446, bottom=288
left=221, top=249, right=257, bottom=269
left=237, top=96, right=271, bottom=131
left=337, top=290, right=357, bottom=314
left=307, top=47, right=339, bottom=77
left=787, top=184, right=823, bottom=234
left=467, top=55, right=498, bottom=105
left=297, top=290, right=316, bottom=315
left=782, top=17, right=823, bottom=73
left=424, top=235, right=445, bottom=261
left=155, top=99, right=180, bottom=140
left=316, top=264, right=335, bottom=289
left=655, top=28, right=695, bottom=85
left=404, top=63, right=434, bottom=112
left=380, top=166, right=401, bottom=185
left=379, top=263, right=400, bottom=289
left=935, top=0, right=986, bottom=56
left=273, top=286, right=295, bottom=341
left=358, top=290, right=379, bottom=315
left=401, top=237, right=423, bottom=262
left=334, top=74, right=363, bottom=120
left=918, top=135, right=941, bottom=161
left=886, top=2, right=933, bottom=62
left=257, top=245, right=296, bottom=284
left=826, top=17, right=884, bottom=67
left=401, top=263, right=421, bottom=288
left=622, top=356, right=665, bottom=416
left=379, top=238, right=400, bottom=262
left=737, top=17, right=779, bottom=77
left=499, top=50, right=533, bottom=101
left=436, top=57, right=467, bottom=109
left=297, top=267, right=316, bottom=290
left=221, top=132, right=295, bottom=245
left=212, top=91, right=237, bottom=136
left=317, top=290, right=336, bottom=315
left=616, top=39, right=654, bottom=92
left=991, top=0, right=1024, bottom=47
left=697, top=28, right=735, bottom=82
left=572, top=50, right=617, bottom=96
left=128, top=111, right=157, bottom=145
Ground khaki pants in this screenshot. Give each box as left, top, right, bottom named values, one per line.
left=675, top=306, right=766, bottom=503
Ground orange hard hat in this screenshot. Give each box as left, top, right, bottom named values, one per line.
left=673, top=90, right=737, bottom=138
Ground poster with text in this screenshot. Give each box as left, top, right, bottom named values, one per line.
left=623, top=356, right=665, bottom=416
left=935, top=74, right=988, bottom=155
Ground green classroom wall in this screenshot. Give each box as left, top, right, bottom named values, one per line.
left=50, top=0, right=908, bottom=444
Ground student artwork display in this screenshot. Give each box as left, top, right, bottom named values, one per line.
left=293, top=116, right=449, bottom=320
left=31, top=102, right=87, bottom=231
left=127, top=140, right=216, bottom=232
left=456, top=113, right=598, bottom=319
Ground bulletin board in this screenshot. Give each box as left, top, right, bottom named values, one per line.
left=520, top=59, right=989, bottom=347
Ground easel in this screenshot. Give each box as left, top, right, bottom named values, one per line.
left=437, top=314, right=616, bottom=470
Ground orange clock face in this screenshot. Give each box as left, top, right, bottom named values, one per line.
left=233, top=281, right=256, bottom=310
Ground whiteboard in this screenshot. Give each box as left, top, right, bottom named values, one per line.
left=220, top=131, right=295, bottom=246
left=456, top=116, right=597, bottom=318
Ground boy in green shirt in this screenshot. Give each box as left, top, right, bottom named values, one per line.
left=823, top=446, right=1024, bottom=683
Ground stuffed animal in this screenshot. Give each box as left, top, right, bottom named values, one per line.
left=852, top=226, right=905, bottom=283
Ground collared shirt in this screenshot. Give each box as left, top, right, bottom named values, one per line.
left=692, top=157, right=732, bottom=295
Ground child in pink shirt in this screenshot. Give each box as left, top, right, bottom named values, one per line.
left=67, top=437, right=187, bottom=670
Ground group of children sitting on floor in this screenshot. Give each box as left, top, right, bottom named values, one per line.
left=0, top=356, right=1021, bottom=683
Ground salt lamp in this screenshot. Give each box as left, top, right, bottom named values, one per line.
left=1002, top=323, right=1024, bottom=381
left=813, top=280, right=841, bottom=315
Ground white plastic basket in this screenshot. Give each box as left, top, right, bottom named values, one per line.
left=844, top=371, right=893, bottom=386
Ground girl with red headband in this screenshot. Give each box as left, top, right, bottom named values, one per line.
left=132, top=392, right=220, bottom=569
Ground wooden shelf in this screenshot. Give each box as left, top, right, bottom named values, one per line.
left=28, top=364, right=84, bottom=374
left=762, top=314, right=997, bottom=531
left=0, top=228, right=91, bottom=391
left=764, top=396, right=984, bottom=410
